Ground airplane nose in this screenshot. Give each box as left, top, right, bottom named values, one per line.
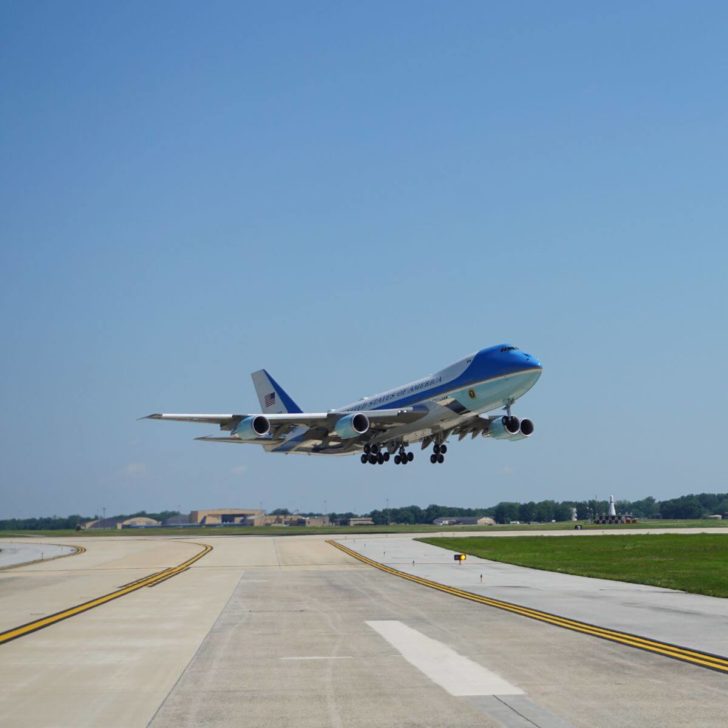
left=521, top=352, right=542, bottom=369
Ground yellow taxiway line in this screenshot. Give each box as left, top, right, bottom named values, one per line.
left=328, top=540, right=728, bottom=675
left=0, top=542, right=212, bottom=645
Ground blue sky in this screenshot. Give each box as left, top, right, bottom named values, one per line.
left=1, top=1, right=727, bottom=518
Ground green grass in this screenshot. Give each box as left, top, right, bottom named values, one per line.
left=419, top=533, right=728, bottom=598
left=0, top=518, right=725, bottom=540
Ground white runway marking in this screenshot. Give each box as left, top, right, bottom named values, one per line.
left=367, top=620, right=523, bottom=696
left=280, top=656, right=353, bottom=661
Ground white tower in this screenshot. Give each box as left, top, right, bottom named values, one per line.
left=608, top=495, right=617, bottom=517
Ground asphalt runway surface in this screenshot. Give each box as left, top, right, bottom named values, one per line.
left=1, top=533, right=727, bottom=727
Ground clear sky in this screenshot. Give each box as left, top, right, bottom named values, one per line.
left=1, top=1, right=727, bottom=518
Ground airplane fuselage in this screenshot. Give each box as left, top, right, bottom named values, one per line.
left=273, top=345, right=542, bottom=455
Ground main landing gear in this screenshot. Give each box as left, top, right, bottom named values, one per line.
left=361, top=443, right=413, bottom=465
left=429, top=442, right=447, bottom=464
left=393, top=446, right=414, bottom=465
left=361, top=443, right=390, bottom=465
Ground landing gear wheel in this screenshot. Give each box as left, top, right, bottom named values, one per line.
left=383, top=452, right=390, bottom=462
left=430, top=454, right=437, bottom=464
left=394, top=455, right=401, bottom=465
left=368, top=455, right=377, bottom=465
left=437, top=453, right=444, bottom=464
left=433, top=443, right=440, bottom=454
left=371, top=443, right=380, bottom=454
left=377, top=453, right=384, bottom=465
left=361, top=454, right=368, bottom=464
left=363, top=444, right=371, bottom=455
left=407, top=451, right=414, bottom=462
left=440, top=444, right=447, bottom=454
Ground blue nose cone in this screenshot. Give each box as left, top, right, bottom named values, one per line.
left=520, top=351, right=542, bottom=369
left=523, top=354, right=543, bottom=369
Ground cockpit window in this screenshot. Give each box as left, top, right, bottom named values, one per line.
left=500, top=346, right=518, bottom=352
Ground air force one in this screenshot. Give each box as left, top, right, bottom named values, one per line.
left=144, top=344, right=542, bottom=465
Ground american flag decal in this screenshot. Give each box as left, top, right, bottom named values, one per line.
left=264, top=392, right=276, bottom=408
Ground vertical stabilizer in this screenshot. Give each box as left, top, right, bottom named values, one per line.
left=251, top=370, right=303, bottom=414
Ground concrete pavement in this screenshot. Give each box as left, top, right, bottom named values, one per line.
left=0, top=533, right=727, bottom=727
left=338, top=535, right=728, bottom=657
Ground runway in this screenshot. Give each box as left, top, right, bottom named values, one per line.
left=1, top=533, right=727, bottom=727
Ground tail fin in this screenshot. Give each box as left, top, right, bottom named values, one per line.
left=251, top=370, right=303, bottom=414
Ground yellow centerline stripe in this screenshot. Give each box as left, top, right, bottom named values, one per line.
left=0, top=542, right=212, bottom=645
left=328, top=540, right=728, bottom=674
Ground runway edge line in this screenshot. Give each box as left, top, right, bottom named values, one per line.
left=0, top=542, right=212, bottom=645
left=327, top=539, right=728, bottom=675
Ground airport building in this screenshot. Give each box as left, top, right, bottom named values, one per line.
left=190, top=508, right=265, bottom=526
left=346, top=517, right=375, bottom=526
left=84, top=509, right=332, bottom=529
left=432, top=516, right=495, bottom=526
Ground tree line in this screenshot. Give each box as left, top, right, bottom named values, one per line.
left=2, top=494, right=728, bottom=530
left=370, top=492, right=728, bottom=525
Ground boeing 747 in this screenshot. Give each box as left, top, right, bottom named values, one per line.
left=144, top=344, right=542, bottom=465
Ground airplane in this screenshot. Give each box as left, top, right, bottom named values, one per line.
left=144, top=344, right=542, bottom=465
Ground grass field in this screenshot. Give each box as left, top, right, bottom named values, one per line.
left=0, top=519, right=726, bottom=540
left=420, top=533, right=728, bottom=597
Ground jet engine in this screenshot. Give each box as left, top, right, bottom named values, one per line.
left=334, top=413, right=370, bottom=439
left=488, top=416, right=521, bottom=440
left=509, top=418, right=534, bottom=441
left=232, top=415, right=270, bottom=439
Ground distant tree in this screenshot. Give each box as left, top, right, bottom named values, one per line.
left=532, top=500, right=555, bottom=522
left=518, top=501, right=536, bottom=523
left=626, top=497, right=658, bottom=518
left=660, top=496, right=704, bottom=519
left=493, top=502, right=520, bottom=524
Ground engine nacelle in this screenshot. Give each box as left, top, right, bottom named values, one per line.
left=232, top=415, right=270, bottom=439
left=509, top=418, right=534, bottom=441
left=488, top=416, right=521, bottom=440
left=334, top=413, right=370, bottom=439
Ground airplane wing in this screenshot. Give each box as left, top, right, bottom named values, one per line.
left=143, top=406, right=427, bottom=435
left=143, top=413, right=237, bottom=425
left=194, top=436, right=286, bottom=444
left=143, top=412, right=329, bottom=429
